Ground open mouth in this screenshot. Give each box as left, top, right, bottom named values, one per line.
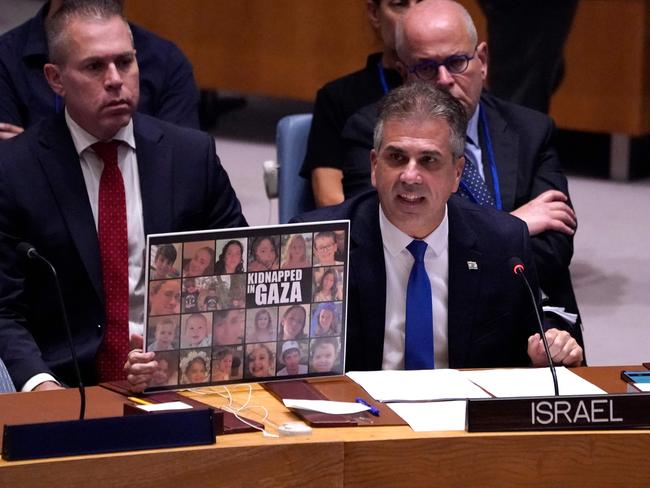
left=397, top=192, right=424, bottom=204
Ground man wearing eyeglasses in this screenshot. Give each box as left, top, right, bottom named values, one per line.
left=336, top=0, right=583, bottom=348
left=313, top=231, right=344, bottom=267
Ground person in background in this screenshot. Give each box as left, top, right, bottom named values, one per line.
left=0, top=0, right=246, bottom=393
left=0, top=0, right=200, bottom=141
left=333, top=0, right=584, bottom=348
left=300, top=0, right=425, bottom=207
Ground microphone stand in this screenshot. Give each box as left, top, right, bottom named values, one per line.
left=512, top=262, right=559, bottom=396
left=19, top=243, right=86, bottom=419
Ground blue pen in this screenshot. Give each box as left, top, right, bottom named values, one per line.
left=355, top=397, right=380, bottom=417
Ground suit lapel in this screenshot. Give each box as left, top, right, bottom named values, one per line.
left=133, top=116, right=173, bottom=237
left=349, top=194, right=386, bottom=370
left=481, top=94, right=518, bottom=212
left=446, top=197, right=482, bottom=368
left=37, top=117, right=103, bottom=301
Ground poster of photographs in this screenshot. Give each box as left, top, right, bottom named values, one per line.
left=144, top=221, right=349, bottom=391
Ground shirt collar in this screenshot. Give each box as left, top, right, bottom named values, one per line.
left=379, top=204, right=449, bottom=258
left=466, top=104, right=480, bottom=147
left=65, top=108, right=136, bottom=156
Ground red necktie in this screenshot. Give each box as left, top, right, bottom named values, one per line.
left=93, top=141, right=130, bottom=382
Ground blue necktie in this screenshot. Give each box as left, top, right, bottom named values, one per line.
left=404, top=240, right=434, bottom=370
left=459, top=139, right=495, bottom=207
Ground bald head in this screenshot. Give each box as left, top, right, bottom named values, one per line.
left=396, top=0, right=477, bottom=58
left=395, top=0, right=487, bottom=117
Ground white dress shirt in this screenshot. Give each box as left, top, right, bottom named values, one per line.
left=22, top=111, right=146, bottom=391
left=380, top=205, right=450, bottom=370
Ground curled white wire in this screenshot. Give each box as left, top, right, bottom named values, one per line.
left=187, top=384, right=280, bottom=436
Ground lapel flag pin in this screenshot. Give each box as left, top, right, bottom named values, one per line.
left=467, top=261, right=478, bottom=270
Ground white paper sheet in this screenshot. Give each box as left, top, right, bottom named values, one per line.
left=387, top=401, right=467, bottom=432
left=632, top=383, right=650, bottom=392
left=461, top=366, right=606, bottom=397
left=137, top=401, right=193, bottom=412
left=283, top=399, right=371, bottom=415
left=346, top=369, right=491, bottom=402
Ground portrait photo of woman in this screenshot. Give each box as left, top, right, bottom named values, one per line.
left=310, top=302, right=341, bottom=337
left=312, top=267, right=343, bottom=302
left=214, top=239, right=246, bottom=274
left=182, top=241, right=216, bottom=277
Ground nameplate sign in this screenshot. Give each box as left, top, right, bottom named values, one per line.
left=467, top=393, right=650, bottom=432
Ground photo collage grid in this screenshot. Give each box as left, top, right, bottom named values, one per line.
left=145, top=223, right=348, bottom=391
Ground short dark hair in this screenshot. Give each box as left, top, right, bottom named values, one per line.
left=251, top=236, right=277, bottom=260
left=373, top=82, right=467, bottom=158
left=46, top=0, right=129, bottom=64
left=310, top=337, right=340, bottom=358
left=314, top=231, right=336, bottom=245
left=155, top=244, right=177, bottom=265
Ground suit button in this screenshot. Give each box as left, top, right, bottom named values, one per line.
left=97, top=324, right=103, bottom=336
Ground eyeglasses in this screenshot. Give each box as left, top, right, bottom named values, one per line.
left=315, top=243, right=336, bottom=252
left=408, top=49, right=477, bottom=81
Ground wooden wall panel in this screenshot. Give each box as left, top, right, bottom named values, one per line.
left=125, top=1, right=650, bottom=134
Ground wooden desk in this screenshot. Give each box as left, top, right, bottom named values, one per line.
left=1, top=366, right=650, bottom=487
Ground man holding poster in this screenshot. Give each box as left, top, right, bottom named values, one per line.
left=0, top=1, right=245, bottom=392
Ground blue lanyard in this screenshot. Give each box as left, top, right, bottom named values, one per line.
left=479, top=106, right=503, bottom=210
left=460, top=104, right=503, bottom=210
left=376, top=62, right=390, bottom=95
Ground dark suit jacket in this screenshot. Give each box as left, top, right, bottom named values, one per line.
left=339, top=92, right=583, bottom=346
left=0, top=3, right=200, bottom=130
left=294, top=191, right=542, bottom=371
left=0, top=113, right=246, bottom=389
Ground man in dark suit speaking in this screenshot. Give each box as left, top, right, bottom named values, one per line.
left=339, top=0, right=583, bottom=350
left=294, top=82, right=582, bottom=371
left=0, top=1, right=246, bottom=392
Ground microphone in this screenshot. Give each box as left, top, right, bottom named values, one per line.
left=508, top=257, right=559, bottom=396
left=18, top=242, right=86, bottom=419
